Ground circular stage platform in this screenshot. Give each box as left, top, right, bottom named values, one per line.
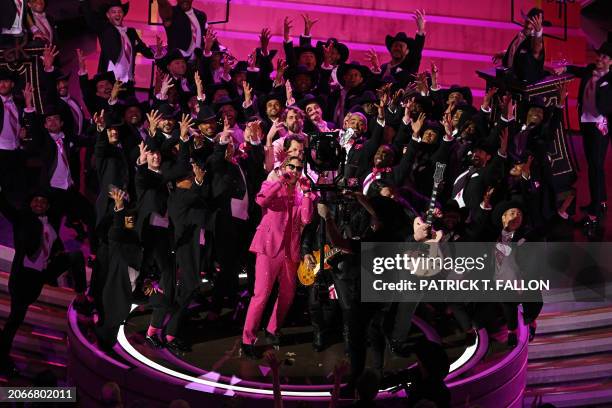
left=68, top=303, right=529, bottom=407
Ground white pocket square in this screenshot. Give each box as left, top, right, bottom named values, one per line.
left=600, top=81, right=609, bottom=87
left=470, top=173, right=480, bottom=178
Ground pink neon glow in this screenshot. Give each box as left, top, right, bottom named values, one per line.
left=31, top=330, right=65, bottom=341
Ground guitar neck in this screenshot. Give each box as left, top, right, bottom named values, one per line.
left=425, top=183, right=439, bottom=225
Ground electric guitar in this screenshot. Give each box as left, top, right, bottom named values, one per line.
left=297, top=245, right=342, bottom=286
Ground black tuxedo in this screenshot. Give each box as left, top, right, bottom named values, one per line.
left=205, top=142, right=265, bottom=310
left=78, top=73, right=109, bottom=116
left=0, top=0, right=18, bottom=31
left=0, top=99, right=33, bottom=196
left=82, top=0, right=154, bottom=78
left=0, top=190, right=85, bottom=362
left=502, top=33, right=545, bottom=83
left=163, top=5, right=207, bottom=55
left=566, top=64, right=612, bottom=215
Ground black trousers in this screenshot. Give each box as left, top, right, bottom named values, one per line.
left=501, top=299, right=543, bottom=331
left=581, top=122, right=609, bottom=216
left=48, top=186, right=97, bottom=253
left=0, top=251, right=86, bottom=360
left=0, top=149, right=25, bottom=198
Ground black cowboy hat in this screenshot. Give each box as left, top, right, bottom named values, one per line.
left=212, top=95, right=240, bottom=113
left=0, top=68, right=17, bottom=82
left=492, top=198, right=525, bottom=228
left=230, top=61, right=248, bottom=77
left=254, top=48, right=278, bottom=66
left=294, top=45, right=322, bottom=65
left=421, top=120, right=445, bottom=137
left=385, top=32, right=416, bottom=52
left=104, top=113, right=124, bottom=129
left=596, top=41, right=612, bottom=59
left=472, top=138, right=497, bottom=156
left=157, top=103, right=178, bottom=120
left=156, top=48, right=187, bottom=72
left=445, top=85, right=473, bottom=106
left=285, top=64, right=318, bottom=83
left=54, top=71, right=71, bottom=82
left=258, top=90, right=286, bottom=115
left=205, top=82, right=236, bottom=102
left=91, top=71, right=116, bottom=86
left=42, top=105, right=62, bottom=119
left=411, top=95, right=435, bottom=116
left=121, top=96, right=150, bottom=115
left=102, top=0, right=129, bottom=15
left=297, top=94, right=326, bottom=111
left=195, top=104, right=217, bottom=124
left=316, top=38, right=349, bottom=64
left=145, top=137, right=161, bottom=152
left=337, top=61, right=371, bottom=88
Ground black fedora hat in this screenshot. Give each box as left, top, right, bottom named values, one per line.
left=316, top=38, right=349, bottom=64
left=195, top=104, right=217, bottom=124
left=122, top=96, right=149, bottom=114
left=205, top=82, right=236, bottom=102
left=212, top=95, right=240, bottom=113
left=596, top=41, right=612, bottom=59
left=0, top=68, right=17, bottom=82
left=385, top=32, right=416, bottom=52
left=297, top=93, right=326, bottom=111
left=230, top=60, right=248, bottom=77
left=472, top=138, right=497, bottom=156
left=492, top=198, right=525, bottom=228
left=42, top=105, right=62, bottom=119
left=102, top=0, right=129, bottom=15
left=91, top=71, right=116, bottom=86
left=104, top=113, right=124, bottom=129
left=446, top=85, right=473, bottom=106
left=156, top=49, right=187, bottom=72
left=294, top=45, right=322, bottom=65
left=421, top=120, right=445, bottom=137
left=258, top=90, right=285, bottom=115
left=337, top=61, right=371, bottom=88
left=285, top=64, right=318, bottom=83
left=55, top=71, right=71, bottom=82
left=157, top=103, right=178, bottom=120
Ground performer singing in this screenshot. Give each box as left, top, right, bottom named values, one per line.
left=241, top=156, right=313, bottom=358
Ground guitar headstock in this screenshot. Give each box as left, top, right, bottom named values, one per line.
left=433, top=162, right=446, bottom=185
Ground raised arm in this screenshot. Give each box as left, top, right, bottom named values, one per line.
left=157, top=0, right=174, bottom=27
left=255, top=180, right=285, bottom=208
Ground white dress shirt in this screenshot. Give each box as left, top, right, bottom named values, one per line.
left=23, top=216, right=57, bottom=272
left=0, top=95, right=20, bottom=150
left=108, top=26, right=133, bottom=83
left=49, top=132, right=73, bottom=190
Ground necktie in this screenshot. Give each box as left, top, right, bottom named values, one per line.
left=190, top=19, right=198, bottom=49
left=15, top=0, right=22, bottom=16
left=35, top=14, right=51, bottom=40
left=66, top=98, right=82, bottom=135
left=452, top=167, right=476, bottom=199
left=122, top=33, right=132, bottom=64
left=56, top=137, right=69, bottom=167
left=5, top=99, right=20, bottom=137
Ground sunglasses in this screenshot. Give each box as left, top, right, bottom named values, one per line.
left=285, top=163, right=304, bottom=172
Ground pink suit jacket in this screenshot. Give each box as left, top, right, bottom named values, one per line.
left=249, top=180, right=314, bottom=263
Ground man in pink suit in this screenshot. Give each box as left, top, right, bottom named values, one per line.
left=241, top=156, right=314, bottom=358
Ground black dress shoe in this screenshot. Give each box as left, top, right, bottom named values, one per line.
left=240, top=342, right=260, bottom=359
left=166, top=338, right=192, bottom=353
left=264, top=330, right=280, bottom=347
left=145, top=335, right=165, bottom=349
left=507, top=332, right=518, bottom=348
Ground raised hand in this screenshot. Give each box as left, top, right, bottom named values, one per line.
left=93, top=109, right=106, bottom=129
left=430, top=61, right=439, bottom=89
left=76, top=48, right=87, bottom=74
left=285, top=80, right=295, bottom=106
left=482, top=86, right=498, bottom=110
left=402, top=97, right=415, bottom=122
left=301, top=13, right=319, bottom=36
left=299, top=176, right=311, bottom=192
left=204, top=28, right=217, bottom=53
left=391, top=88, right=405, bottom=108
left=42, top=44, right=59, bottom=71
left=194, top=71, right=205, bottom=100
left=502, top=93, right=515, bottom=120
left=160, top=74, right=174, bottom=98
left=415, top=71, right=429, bottom=95
left=138, top=141, right=149, bottom=164
left=322, top=42, right=334, bottom=66
left=222, top=54, right=234, bottom=75
left=483, top=186, right=495, bottom=208
left=276, top=58, right=288, bottom=83
left=529, top=14, right=543, bottom=33
left=492, top=51, right=505, bottom=65
left=283, top=17, right=293, bottom=42
left=146, top=109, right=162, bottom=136
left=522, top=156, right=534, bottom=179
left=223, top=114, right=231, bottom=132
left=154, top=35, right=164, bottom=58
left=22, top=83, right=34, bottom=109
left=365, top=48, right=380, bottom=72
left=442, top=112, right=453, bottom=136
left=192, top=162, right=206, bottom=184
left=110, top=80, right=126, bottom=102
left=179, top=113, right=194, bottom=141
left=414, top=9, right=426, bottom=34
left=243, top=79, right=253, bottom=105
left=411, top=112, right=426, bottom=135
left=259, top=27, right=271, bottom=54
left=556, top=81, right=568, bottom=106
left=108, top=187, right=127, bottom=209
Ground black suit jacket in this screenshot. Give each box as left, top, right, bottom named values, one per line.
left=0, top=0, right=18, bottom=30
left=566, top=64, right=612, bottom=121
left=377, top=33, right=425, bottom=87
left=0, top=96, right=32, bottom=140
left=502, top=34, right=545, bottom=83
left=78, top=73, right=109, bottom=116
left=163, top=5, right=207, bottom=54
left=82, top=0, right=154, bottom=76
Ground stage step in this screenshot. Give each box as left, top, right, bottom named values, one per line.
left=536, top=305, right=612, bottom=335
left=523, top=379, right=612, bottom=408
left=527, top=352, right=612, bottom=385
left=528, top=325, right=612, bottom=360
left=0, top=348, right=68, bottom=385
left=0, top=293, right=68, bottom=336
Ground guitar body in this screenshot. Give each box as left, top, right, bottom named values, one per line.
left=298, top=245, right=332, bottom=286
